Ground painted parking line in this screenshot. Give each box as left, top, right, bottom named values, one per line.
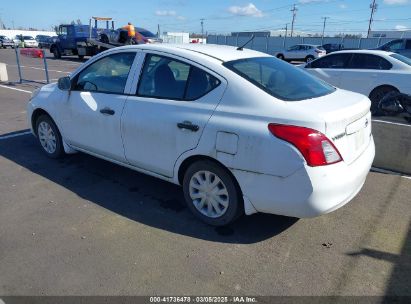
left=372, top=119, right=411, bottom=127
left=0, top=84, right=32, bottom=94
left=371, top=167, right=411, bottom=180
left=6, top=64, right=70, bottom=74
left=0, top=130, right=31, bottom=140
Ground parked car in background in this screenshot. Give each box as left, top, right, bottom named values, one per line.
left=376, top=39, right=411, bottom=59
left=135, top=27, right=163, bottom=44
left=276, top=44, right=326, bottom=63
left=27, top=44, right=374, bottom=226
left=0, top=35, right=15, bottom=48
left=22, top=36, right=39, bottom=48
left=100, top=27, right=162, bottom=45
left=304, top=50, right=411, bottom=114
left=36, top=35, right=51, bottom=48
left=322, top=43, right=344, bottom=54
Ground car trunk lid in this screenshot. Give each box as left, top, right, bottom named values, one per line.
left=287, top=89, right=372, bottom=165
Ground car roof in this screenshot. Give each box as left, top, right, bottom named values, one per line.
left=113, top=44, right=271, bottom=62
left=331, top=49, right=394, bottom=56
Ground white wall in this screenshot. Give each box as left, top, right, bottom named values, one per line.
left=0, top=30, right=56, bottom=39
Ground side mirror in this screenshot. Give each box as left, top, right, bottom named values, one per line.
left=58, top=76, right=71, bottom=91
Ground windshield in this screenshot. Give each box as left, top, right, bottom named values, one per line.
left=224, top=57, right=335, bottom=101
left=390, top=53, right=411, bottom=67
left=23, top=36, right=34, bottom=40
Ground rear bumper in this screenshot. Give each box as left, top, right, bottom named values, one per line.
left=232, top=136, right=375, bottom=218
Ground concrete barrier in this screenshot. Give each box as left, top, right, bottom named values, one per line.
left=0, top=62, right=8, bottom=82
left=372, top=120, right=411, bottom=175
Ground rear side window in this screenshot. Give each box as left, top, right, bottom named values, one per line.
left=310, top=53, right=351, bottom=69
left=390, top=53, right=411, bottom=66
left=137, top=54, right=220, bottom=100
left=224, top=57, right=335, bottom=101
left=348, top=54, right=392, bottom=70
left=74, top=52, right=136, bottom=94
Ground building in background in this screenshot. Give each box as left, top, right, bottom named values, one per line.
left=370, top=30, right=411, bottom=39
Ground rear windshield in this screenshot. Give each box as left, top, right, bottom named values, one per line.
left=23, top=36, right=34, bottom=40
left=390, top=53, right=411, bottom=66
left=224, top=57, right=335, bottom=101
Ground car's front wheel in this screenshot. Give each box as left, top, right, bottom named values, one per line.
left=35, top=115, right=64, bottom=159
left=305, top=55, right=315, bottom=63
left=183, top=160, right=243, bottom=226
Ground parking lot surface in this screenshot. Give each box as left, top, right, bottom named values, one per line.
left=0, top=48, right=410, bottom=296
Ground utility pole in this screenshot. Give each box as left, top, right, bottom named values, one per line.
left=367, top=0, right=378, bottom=38
left=321, top=17, right=329, bottom=45
left=200, top=18, right=205, bottom=43
left=290, top=4, right=298, bottom=37
left=283, top=23, right=289, bottom=48
left=157, top=24, right=160, bottom=38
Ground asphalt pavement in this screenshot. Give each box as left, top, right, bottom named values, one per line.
left=0, top=48, right=410, bottom=297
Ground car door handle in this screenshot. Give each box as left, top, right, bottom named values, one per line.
left=100, top=107, right=115, bottom=115
left=177, top=121, right=199, bottom=132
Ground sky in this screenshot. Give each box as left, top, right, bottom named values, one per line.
left=0, top=0, right=411, bottom=36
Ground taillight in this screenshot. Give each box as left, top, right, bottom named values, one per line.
left=268, top=124, right=343, bottom=167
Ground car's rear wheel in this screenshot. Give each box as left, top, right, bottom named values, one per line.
left=183, top=160, right=243, bottom=226
left=35, top=115, right=64, bottom=159
left=369, top=86, right=399, bottom=116
left=277, top=54, right=285, bottom=60
left=53, top=48, right=61, bottom=59
left=78, top=55, right=84, bottom=59
left=305, top=55, right=315, bottom=63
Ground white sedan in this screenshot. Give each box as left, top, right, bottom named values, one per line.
left=303, top=50, right=411, bottom=114
left=27, top=44, right=375, bottom=226
left=276, top=44, right=326, bottom=63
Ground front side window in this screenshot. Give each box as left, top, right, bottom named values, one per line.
left=224, top=57, right=335, bottom=101
left=405, top=40, right=411, bottom=49
left=385, top=40, right=403, bottom=51
left=310, top=53, right=352, bottom=69
left=74, top=52, right=136, bottom=94
left=60, top=26, right=68, bottom=35
left=348, top=54, right=392, bottom=70
left=137, top=54, right=220, bottom=100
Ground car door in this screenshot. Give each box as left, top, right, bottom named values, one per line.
left=305, top=53, right=352, bottom=87
left=62, top=51, right=138, bottom=162
left=121, top=52, right=226, bottom=178
left=285, top=45, right=299, bottom=60
left=338, top=53, right=393, bottom=96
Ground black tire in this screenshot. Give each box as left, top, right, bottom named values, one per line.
left=100, top=35, right=109, bottom=44
left=305, top=55, right=315, bottom=63
left=277, top=54, right=285, bottom=60
left=53, top=47, right=61, bottom=59
left=182, top=160, right=244, bottom=226
left=369, top=86, right=399, bottom=116
left=35, top=115, right=65, bottom=159
left=78, top=55, right=84, bottom=59
left=38, top=43, right=42, bottom=48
